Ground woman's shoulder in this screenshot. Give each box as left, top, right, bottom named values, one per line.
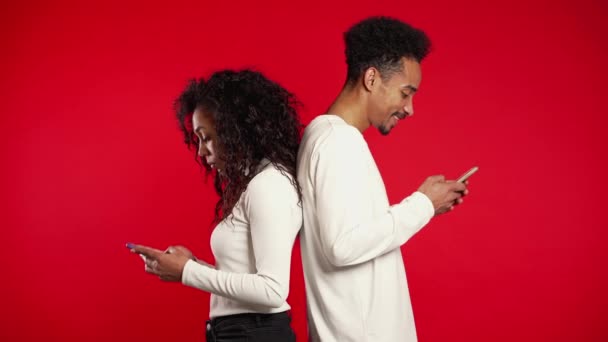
left=251, top=162, right=294, bottom=187
left=246, top=161, right=297, bottom=199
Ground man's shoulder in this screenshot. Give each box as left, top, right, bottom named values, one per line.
left=303, top=115, right=364, bottom=148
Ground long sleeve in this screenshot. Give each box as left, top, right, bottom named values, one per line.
left=181, top=169, right=301, bottom=309
left=313, top=127, right=434, bottom=267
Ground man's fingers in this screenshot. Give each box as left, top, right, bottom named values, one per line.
left=429, top=175, right=445, bottom=182
left=131, top=245, right=163, bottom=259
left=445, top=180, right=466, bottom=192
left=446, top=191, right=463, bottom=203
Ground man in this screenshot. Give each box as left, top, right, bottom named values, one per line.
left=297, top=17, right=469, bottom=341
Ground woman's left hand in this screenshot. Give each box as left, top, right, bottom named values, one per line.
left=131, top=244, right=191, bottom=282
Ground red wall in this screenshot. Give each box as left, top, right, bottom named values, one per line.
left=1, top=0, right=607, bottom=341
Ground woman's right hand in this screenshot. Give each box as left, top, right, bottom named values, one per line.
left=165, top=245, right=214, bottom=268
left=165, top=245, right=195, bottom=259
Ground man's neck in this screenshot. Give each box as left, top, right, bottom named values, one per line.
left=326, top=82, right=370, bottom=133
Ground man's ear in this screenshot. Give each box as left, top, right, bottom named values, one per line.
left=362, top=67, right=378, bottom=92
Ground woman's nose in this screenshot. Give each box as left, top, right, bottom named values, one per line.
left=198, top=142, right=208, bottom=157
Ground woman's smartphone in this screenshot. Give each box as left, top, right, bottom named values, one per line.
left=457, top=166, right=479, bottom=183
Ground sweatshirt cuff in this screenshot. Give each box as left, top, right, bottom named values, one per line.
left=392, top=191, right=435, bottom=231
left=181, top=259, right=213, bottom=289
left=411, top=191, right=435, bottom=220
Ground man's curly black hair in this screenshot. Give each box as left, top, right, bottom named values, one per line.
left=175, top=69, right=302, bottom=223
left=344, top=16, right=431, bottom=83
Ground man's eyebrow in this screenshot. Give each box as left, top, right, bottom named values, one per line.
left=402, top=85, right=418, bottom=92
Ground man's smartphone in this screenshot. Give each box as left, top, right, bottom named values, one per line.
left=456, top=166, right=479, bottom=183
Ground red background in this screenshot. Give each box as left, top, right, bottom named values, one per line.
left=1, top=0, right=607, bottom=341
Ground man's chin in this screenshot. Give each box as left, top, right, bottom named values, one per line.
left=379, top=126, right=391, bottom=136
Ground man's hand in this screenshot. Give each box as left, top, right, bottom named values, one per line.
left=417, top=175, right=468, bottom=215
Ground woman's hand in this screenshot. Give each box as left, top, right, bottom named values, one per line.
left=165, top=245, right=215, bottom=268
left=165, top=245, right=195, bottom=260
left=130, top=244, right=192, bottom=282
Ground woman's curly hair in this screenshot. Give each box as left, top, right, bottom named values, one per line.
left=175, top=69, right=302, bottom=223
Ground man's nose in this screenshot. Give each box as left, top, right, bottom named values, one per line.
left=403, top=101, right=414, bottom=116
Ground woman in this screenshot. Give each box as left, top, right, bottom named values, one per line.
left=128, top=69, right=302, bottom=341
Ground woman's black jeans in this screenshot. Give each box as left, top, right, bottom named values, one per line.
left=205, top=311, right=296, bottom=342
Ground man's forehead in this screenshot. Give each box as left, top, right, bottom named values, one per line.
left=390, top=67, right=421, bottom=87
left=397, top=58, right=421, bottom=85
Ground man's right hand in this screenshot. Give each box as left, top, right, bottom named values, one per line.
left=417, top=175, right=468, bottom=215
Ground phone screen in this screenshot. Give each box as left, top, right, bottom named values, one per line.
left=457, top=166, right=478, bottom=183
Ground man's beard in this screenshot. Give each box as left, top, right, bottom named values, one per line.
left=379, top=124, right=391, bottom=136
left=378, top=112, right=401, bottom=136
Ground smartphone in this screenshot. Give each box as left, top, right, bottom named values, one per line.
left=456, top=166, right=479, bottom=183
